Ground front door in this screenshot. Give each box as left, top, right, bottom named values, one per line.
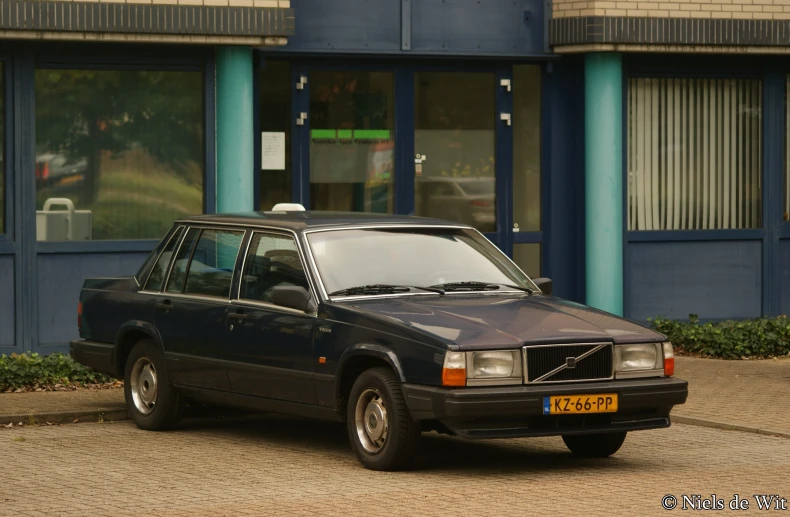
left=225, top=230, right=317, bottom=404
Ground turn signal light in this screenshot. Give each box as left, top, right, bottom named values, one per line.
left=442, top=351, right=467, bottom=387
left=77, top=301, right=82, bottom=330
left=662, top=342, right=675, bottom=376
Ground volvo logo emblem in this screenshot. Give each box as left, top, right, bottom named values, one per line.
left=565, top=357, right=577, bottom=369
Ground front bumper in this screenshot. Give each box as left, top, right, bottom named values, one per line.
left=403, top=377, right=688, bottom=439
left=70, top=339, right=118, bottom=378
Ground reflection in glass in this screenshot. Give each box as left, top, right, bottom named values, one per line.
left=513, top=243, right=541, bottom=279
left=166, top=228, right=199, bottom=293
left=35, top=69, right=204, bottom=241
left=513, top=65, right=541, bottom=232
left=259, top=61, right=292, bottom=211
left=414, top=72, right=495, bottom=232
left=144, top=227, right=184, bottom=292
left=310, top=71, right=394, bottom=213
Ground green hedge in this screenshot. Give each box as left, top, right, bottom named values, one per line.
left=0, top=353, right=115, bottom=391
left=649, top=314, right=790, bottom=359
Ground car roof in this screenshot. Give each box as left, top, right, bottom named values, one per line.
left=176, top=211, right=471, bottom=232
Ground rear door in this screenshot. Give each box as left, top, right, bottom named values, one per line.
left=224, top=231, right=318, bottom=404
left=154, top=226, right=246, bottom=391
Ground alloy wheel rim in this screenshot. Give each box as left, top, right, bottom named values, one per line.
left=354, top=388, right=389, bottom=454
left=130, top=357, right=158, bottom=415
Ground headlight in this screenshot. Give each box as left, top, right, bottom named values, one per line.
left=615, top=343, right=672, bottom=379
left=441, top=350, right=523, bottom=386
left=467, top=350, right=522, bottom=385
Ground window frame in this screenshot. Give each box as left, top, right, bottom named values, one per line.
left=0, top=58, right=12, bottom=248
left=139, top=225, right=186, bottom=292
left=235, top=229, right=316, bottom=310
left=32, top=47, right=214, bottom=255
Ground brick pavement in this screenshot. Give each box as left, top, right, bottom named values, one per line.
left=673, top=356, right=790, bottom=436
left=2, top=418, right=789, bottom=517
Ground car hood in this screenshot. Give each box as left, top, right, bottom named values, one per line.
left=344, top=294, right=663, bottom=349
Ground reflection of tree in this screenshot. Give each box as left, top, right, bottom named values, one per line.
left=35, top=70, right=203, bottom=204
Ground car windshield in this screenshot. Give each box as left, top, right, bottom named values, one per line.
left=305, top=227, right=537, bottom=296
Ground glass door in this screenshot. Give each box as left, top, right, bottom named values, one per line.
left=413, top=71, right=497, bottom=237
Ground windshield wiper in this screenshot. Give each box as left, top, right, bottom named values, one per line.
left=329, top=284, right=446, bottom=297
left=430, top=281, right=534, bottom=294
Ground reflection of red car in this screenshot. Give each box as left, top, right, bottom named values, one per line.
left=35, top=153, right=88, bottom=189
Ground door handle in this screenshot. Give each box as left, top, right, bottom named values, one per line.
left=228, top=312, right=247, bottom=321
left=155, top=299, right=173, bottom=311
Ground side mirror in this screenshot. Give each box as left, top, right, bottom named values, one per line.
left=271, top=285, right=317, bottom=313
left=532, top=277, right=553, bottom=296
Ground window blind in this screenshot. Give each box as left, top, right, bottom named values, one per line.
left=627, top=77, right=762, bottom=231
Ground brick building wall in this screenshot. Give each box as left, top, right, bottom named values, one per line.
left=554, top=0, right=790, bottom=20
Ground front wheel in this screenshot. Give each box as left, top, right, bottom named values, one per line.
left=123, top=339, right=184, bottom=431
left=346, top=367, right=421, bottom=471
left=562, top=431, right=627, bottom=458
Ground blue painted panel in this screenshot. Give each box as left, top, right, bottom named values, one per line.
left=778, top=240, right=790, bottom=317
left=627, top=241, right=762, bottom=321
left=411, top=0, right=543, bottom=55
left=36, top=252, right=149, bottom=351
left=284, top=0, right=401, bottom=52
left=276, top=0, right=547, bottom=56
left=0, top=255, right=14, bottom=348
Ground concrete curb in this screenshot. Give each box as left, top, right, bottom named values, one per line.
left=1, top=408, right=128, bottom=426
left=674, top=415, right=790, bottom=439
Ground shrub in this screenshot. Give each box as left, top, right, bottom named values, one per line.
left=649, top=314, right=790, bottom=359
left=0, top=353, right=115, bottom=391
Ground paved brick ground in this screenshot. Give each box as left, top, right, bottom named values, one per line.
left=2, top=418, right=789, bottom=517
left=673, top=356, right=790, bottom=435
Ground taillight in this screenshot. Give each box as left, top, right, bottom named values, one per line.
left=77, top=301, right=82, bottom=330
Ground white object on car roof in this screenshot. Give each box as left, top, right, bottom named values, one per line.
left=271, top=203, right=306, bottom=212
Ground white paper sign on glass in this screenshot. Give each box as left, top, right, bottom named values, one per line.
left=261, top=132, right=286, bottom=170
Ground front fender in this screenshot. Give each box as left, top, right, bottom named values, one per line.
left=336, top=344, right=406, bottom=383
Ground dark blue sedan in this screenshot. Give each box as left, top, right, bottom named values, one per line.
left=70, top=205, right=688, bottom=471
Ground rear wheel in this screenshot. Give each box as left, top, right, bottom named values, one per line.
left=562, top=431, right=627, bottom=458
left=346, top=367, right=420, bottom=471
left=123, top=339, right=184, bottom=431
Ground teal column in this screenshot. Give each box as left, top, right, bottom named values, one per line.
left=215, top=46, right=254, bottom=213
left=584, top=53, right=623, bottom=316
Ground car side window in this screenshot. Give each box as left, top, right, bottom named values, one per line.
left=239, top=233, right=309, bottom=303
left=144, top=226, right=185, bottom=292
left=180, top=229, right=245, bottom=298
left=165, top=228, right=200, bottom=293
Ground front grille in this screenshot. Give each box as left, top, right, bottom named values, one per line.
left=524, top=343, right=613, bottom=383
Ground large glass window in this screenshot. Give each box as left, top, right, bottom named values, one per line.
left=310, top=70, right=395, bottom=213
left=259, top=61, right=292, bottom=212
left=513, top=65, right=541, bottom=233
left=628, top=77, right=762, bottom=231
left=240, top=233, right=309, bottom=303
left=35, top=69, right=204, bottom=241
left=414, top=72, right=495, bottom=232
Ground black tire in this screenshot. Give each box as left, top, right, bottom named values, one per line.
left=123, top=339, right=184, bottom=431
left=346, top=367, right=421, bottom=471
left=562, top=431, right=627, bottom=458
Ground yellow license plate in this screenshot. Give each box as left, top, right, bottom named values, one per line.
left=543, top=394, right=618, bottom=415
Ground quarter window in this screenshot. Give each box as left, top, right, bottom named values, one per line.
left=166, top=228, right=200, bottom=293
left=240, top=233, right=309, bottom=303
left=144, top=227, right=185, bottom=292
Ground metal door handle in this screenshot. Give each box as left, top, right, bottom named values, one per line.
left=228, top=312, right=247, bottom=321
left=155, top=300, right=172, bottom=311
